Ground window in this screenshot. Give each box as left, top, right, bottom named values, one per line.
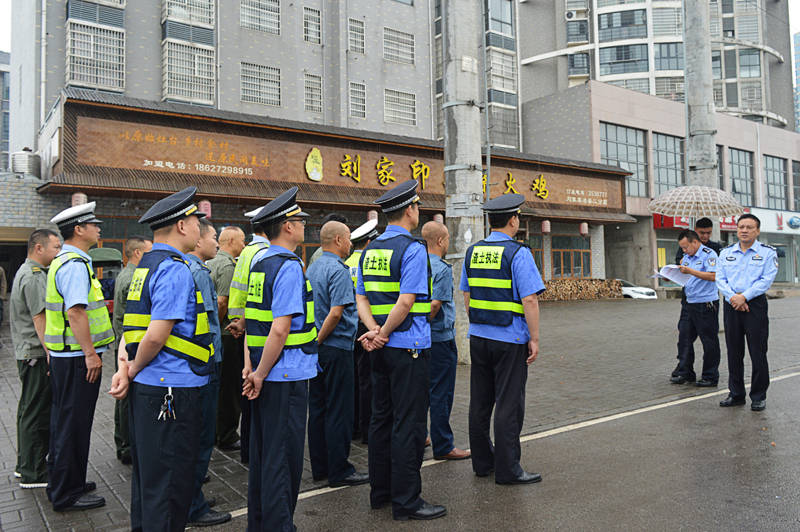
left=724, top=49, right=737, bottom=78
left=793, top=161, right=800, bottom=211
left=435, top=93, right=444, bottom=140
left=162, top=41, right=215, bottom=104
left=384, top=27, right=415, bottom=64
left=488, top=0, right=513, bottom=36
left=240, top=61, right=280, bottom=106
left=736, top=0, right=758, bottom=11
left=391, top=0, right=413, bottom=4
left=66, top=21, right=125, bottom=91
left=712, top=50, right=721, bottom=79
left=566, top=20, right=589, bottom=43
left=598, top=10, right=647, bottom=42
left=739, top=49, right=760, bottom=78
left=241, top=0, right=280, bottom=34
left=726, top=81, right=738, bottom=107
left=736, top=15, right=758, bottom=42
left=551, top=236, right=591, bottom=279
left=527, top=235, right=544, bottom=273
left=349, top=18, right=365, bottom=54
left=607, top=78, right=649, bottom=94
left=722, top=0, right=734, bottom=13
left=652, top=7, right=682, bottom=37
left=488, top=105, right=519, bottom=149
left=655, top=77, right=685, bottom=102
left=722, top=17, right=734, bottom=38
left=349, top=82, right=366, bottom=118
left=304, top=73, right=322, bottom=113
left=740, top=80, right=761, bottom=109
left=717, top=145, right=725, bottom=189
left=568, top=53, right=590, bottom=76
left=600, top=122, right=648, bottom=197
left=384, top=89, right=416, bottom=125
left=164, top=0, right=215, bottom=26
left=303, top=7, right=321, bottom=44
left=599, top=44, right=648, bottom=75
left=764, top=155, right=787, bottom=210
left=729, top=148, right=754, bottom=205
left=653, top=133, right=684, bottom=195
left=488, top=49, right=516, bottom=92
left=597, top=0, right=644, bottom=6
left=654, top=43, right=683, bottom=71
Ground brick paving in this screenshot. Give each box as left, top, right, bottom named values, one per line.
left=1, top=297, right=798, bottom=530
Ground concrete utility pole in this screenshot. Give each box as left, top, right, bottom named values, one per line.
left=441, top=0, right=485, bottom=362
left=683, top=0, right=718, bottom=188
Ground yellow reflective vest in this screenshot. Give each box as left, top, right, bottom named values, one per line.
left=228, top=240, right=269, bottom=320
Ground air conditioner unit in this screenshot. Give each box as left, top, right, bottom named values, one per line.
left=11, top=151, right=41, bottom=177
left=565, top=10, right=577, bottom=21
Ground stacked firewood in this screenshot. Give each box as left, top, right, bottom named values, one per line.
left=538, top=279, right=623, bottom=301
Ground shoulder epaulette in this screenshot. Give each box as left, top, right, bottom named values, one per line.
left=724, top=243, right=737, bottom=249
left=31, top=266, right=42, bottom=272
left=702, top=247, right=711, bottom=253
left=761, top=243, right=776, bottom=251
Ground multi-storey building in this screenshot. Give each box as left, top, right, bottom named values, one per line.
left=794, top=32, right=800, bottom=132
left=0, top=51, right=9, bottom=171
left=518, top=0, right=794, bottom=130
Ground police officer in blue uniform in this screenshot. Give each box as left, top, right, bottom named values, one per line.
left=716, top=213, right=778, bottom=411
left=110, top=186, right=214, bottom=532
left=357, top=180, right=447, bottom=521
left=671, top=229, right=721, bottom=387
left=242, top=187, right=319, bottom=531
left=460, top=193, right=545, bottom=485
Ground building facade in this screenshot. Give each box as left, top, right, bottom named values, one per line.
left=0, top=51, right=9, bottom=170
left=794, top=32, right=800, bottom=132
left=518, top=0, right=794, bottom=131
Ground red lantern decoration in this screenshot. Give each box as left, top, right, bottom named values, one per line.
left=579, top=222, right=589, bottom=236
left=198, top=200, right=212, bottom=219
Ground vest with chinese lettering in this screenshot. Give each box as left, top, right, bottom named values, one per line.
left=244, top=253, right=317, bottom=366
left=345, top=250, right=362, bottom=289
left=122, top=249, right=213, bottom=376
left=465, top=239, right=524, bottom=326
left=360, top=234, right=431, bottom=332
left=228, top=240, right=269, bottom=320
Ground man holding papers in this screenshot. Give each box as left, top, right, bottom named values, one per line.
left=670, top=229, right=721, bottom=387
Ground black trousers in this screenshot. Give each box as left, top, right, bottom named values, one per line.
left=129, top=382, right=201, bottom=532
left=468, top=336, right=528, bottom=483
left=217, top=334, right=244, bottom=448
left=676, top=300, right=721, bottom=382
left=113, top=347, right=131, bottom=460
left=353, top=323, right=372, bottom=442
left=368, top=346, right=429, bottom=518
left=46, top=356, right=101, bottom=510
left=16, top=359, right=51, bottom=483
left=308, top=345, right=356, bottom=483
left=248, top=379, right=308, bottom=532
left=724, top=296, right=770, bottom=401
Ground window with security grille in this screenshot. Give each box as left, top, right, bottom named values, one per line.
left=488, top=105, right=518, bottom=148
left=597, top=0, right=643, bottom=7
left=435, top=94, right=443, bottom=140
left=655, top=77, right=684, bottom=102
left=66, top=21, right=125, bottom=91
left=729, top=147, right=753, bottom=205
left=566, top=0, right=587, bottom=9
left=607, top=78, right=649, bottom=94
left=599, top=44, right=648, bottom=75
left=652, top=8, right=682, bottom=37
left=241, top=0, right=280, bottom=34
left=303, top=7, right=321, bottom=44
left=566, top=20, right=588, bottom=43
left=240, top=62, right=280, bottom=106
left=653, top=133, right=684, bottom=195
left=349, top=18, right=365, bottom=54
left=600, top=122, right=648, bottom=197
left=739, top=48, right=760, bottom=78
left=383, top=27, right=415, bottom=64
left=165, top=0, right=215, bottom=26
left=740, top=80, right=761, bottom=109
left=488, top=49, right=515, bottom=92
left=713, top=83, right=723, bottom=106
left=654, top=43, right=683, bottom=71
left=568, top=53, right=590, bottom=76
left=162, top=40, right=215, bottom=105
left=598, top=10, right=647, bottom=42
left=349, top=82, right=366, bottom=118
left=717, top=145, right=725, bottom=189
left=304, top=73, right=322, bottom=113
left=793, top=161, right=800, bottom=211
left=736, top=15, right=758, bottom=41
left=764, top=155, right=787, bottom=209
left=384, top=89, right=416, bottom=125
left=712, top=50, right=721, bottom=79
left=434, top=36, right=442, bottom=84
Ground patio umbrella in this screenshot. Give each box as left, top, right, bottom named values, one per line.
left=648, top=185, right=745, bottom=219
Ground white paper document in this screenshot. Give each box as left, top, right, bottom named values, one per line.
left=655, top=264, right=693, bottom=286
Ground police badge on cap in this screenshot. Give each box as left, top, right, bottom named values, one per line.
left=139, top=186, right=206, bottom=230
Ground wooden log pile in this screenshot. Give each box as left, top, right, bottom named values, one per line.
left=538, top=278, right=623, bottom=301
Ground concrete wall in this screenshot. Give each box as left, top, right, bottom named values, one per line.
left=590, top=223, right=605, bottom=279
left=603, top=216, right=652, bottom=287
left=10, top=0, right=41, bottom=152
left=521, top=82, right=592, bottom=160
left=764, top=0, right=794, bottom=131
left=516, top=0, right=567, bottom=105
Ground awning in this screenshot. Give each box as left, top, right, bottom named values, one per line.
left=521, top=205, right=637, bottom=224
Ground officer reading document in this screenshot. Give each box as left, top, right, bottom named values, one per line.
left=110, top=187, right=214, bottom=531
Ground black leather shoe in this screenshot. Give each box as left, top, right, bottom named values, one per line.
left=370, top=499, right=390, bottom=510
left=496, top=471, right=543, bottom=485
left=394, top=502, right=447, bottom=521
left=188, top=509, right=232, bottom=527
left=751, top=399, right=766, bottom=411
left=56, top=493, right=106, bottom=512
left=206, top=497, right=216, bottom=508
left=670, top=375, right=695, bottom=384
left=695, top=379, right=718, bottom=387
left=475, top=468, right=494, bottom=478
left=219, top=440, right=241, bottom=452
left=120, top=454, right=132, bottom=465
left=84, top=481, right=96, bottom=492
left=329, top=471, right=369, bottom=487
left=719, top=395, right=746, bottom=407
left=202, top=474, right=210, bottom=483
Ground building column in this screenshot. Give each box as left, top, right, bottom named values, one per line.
left=590, top=224, right=605, bottom=279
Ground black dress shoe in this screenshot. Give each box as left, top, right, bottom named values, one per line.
left=56, top=493, right=106, bottom=512
left=370, top=499, right=390, bottom=510
left=496, top=471, right=542, bottom=485
left=475, top=468, right=494, bottom=478
left=84, top=481, right=96, bottom=492
left=219, top=440, right=241, bottom=452
left=394, top=502, right=447, bottom=521
left=329, top=471, right=369, bottom=487
left=719, top=395, right=746, bottom=407
left=670, top=375, right=695, bottom=384
left=206, top=497, right=216, bottom=508
left=188, top=509, right=232, bottom=527
left=203, top=474, right=210, bottom=483
left=120, top=454, right=132, bottom=465
left=695, top=379, right=718, bottom=387
left=751, top=399, right=766, bottom=411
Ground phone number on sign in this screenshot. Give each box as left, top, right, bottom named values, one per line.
left=194, top=163, right=254, bottom=175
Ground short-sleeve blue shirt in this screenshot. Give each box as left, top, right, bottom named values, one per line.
left=716, top=240, right=779, bottom=303
left=306, top=251, right=357, bottom=351
left=356, top=225, right=432, bottom=349
left=188, top=254, right=222, bottom=363
left=429, top=254, right=455, bottom=343
left=50, top=244, right=108, bottom=358
left=134, top=243, right=210, bottom=388
left=459, top=232, right=545, bottom=344
left=251, top=244, right=319, bottom=382
left=681, top=245, right=719, bottom=303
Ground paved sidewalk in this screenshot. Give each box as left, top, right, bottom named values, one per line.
left=1, top=297, right=798, bottom=530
